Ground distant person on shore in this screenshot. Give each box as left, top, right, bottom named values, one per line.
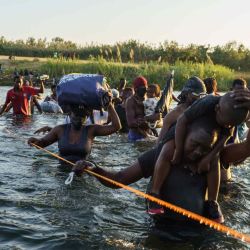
left=9, top=55, right=15, bottom=61
left=126, top=76, right=154, bottom=141
left=0, top=76, right=44, bottom=116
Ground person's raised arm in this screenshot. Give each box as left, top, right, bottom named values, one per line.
left=221, top=128, right=250, bottom=165
left=91, top=104, right=121, bottom=137
left=38, top=79, right=45, bottom=94
left=232, top=88, right=250, bottom=109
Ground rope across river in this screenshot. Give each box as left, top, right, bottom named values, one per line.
left=25, top=141, right=250, bottom=244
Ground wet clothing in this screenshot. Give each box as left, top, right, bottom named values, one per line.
left=128, top=130, right=146, bottom=142
left=142, top=123, right=207, bottom=219
left=5, top=86, right=40, bottom=115
left=58, top=124, right=91, bottom=163
left=146, top=165, right=206, bottom=220
left=184, top=95, right=230, bottom=137
left=185, top=95, right=220, bottom=121
left=138, top=146, right=159, bottom=178
left=115, top=104, right=128, bottom=133
left=139, top=124, right=176, bottom=178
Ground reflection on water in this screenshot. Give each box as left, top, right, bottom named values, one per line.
left=0, top=86, right=249, bottom=249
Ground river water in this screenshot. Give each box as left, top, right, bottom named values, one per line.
left=0, top=86, right=249, bottom=249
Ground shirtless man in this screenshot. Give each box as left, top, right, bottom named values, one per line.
left=126, top=76, right=153, bottom=141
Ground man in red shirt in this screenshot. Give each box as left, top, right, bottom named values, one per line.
left=0, top=76, right=44, bottom=116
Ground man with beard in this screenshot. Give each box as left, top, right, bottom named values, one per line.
left=73, top=116, right=221, bottom=219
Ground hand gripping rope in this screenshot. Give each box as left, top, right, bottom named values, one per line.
left=29, top=142, right=250, bottom=244
left=4, top=129, right=250, bottom=244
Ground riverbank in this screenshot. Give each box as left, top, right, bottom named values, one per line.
left=0, top=55, right=247, bottom=90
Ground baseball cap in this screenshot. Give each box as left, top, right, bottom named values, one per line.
left=182, top=76, right=207, bottom=96
left=133, top=76, right=148, bottom=89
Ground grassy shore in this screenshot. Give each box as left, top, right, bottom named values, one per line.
left=0, top=55, right=246, bottom=91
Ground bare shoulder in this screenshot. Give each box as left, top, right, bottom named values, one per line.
left=171, top=104, right=187, bottom=118
left=83, top=124, right=100, bottom=135
left=51, top=124, right=65, bottom=135
left=163, top=104, right=187, bottom=124
left=126, top=95, right=135, bottom=108
left=126, top=95, right=135, bottom=104
left=164, top=107, right=178, bottom=121
left=85, top=124, right=100, bottom=131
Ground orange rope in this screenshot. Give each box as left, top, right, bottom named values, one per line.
left=29, top=142, right=250, bottom=244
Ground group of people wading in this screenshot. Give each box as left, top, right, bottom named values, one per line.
left=1, top=73, right=250, bottom=227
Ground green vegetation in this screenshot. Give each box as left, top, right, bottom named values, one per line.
left=1, top=36, right=250, bottom=71
left=0, top=56, right=235, bottom=90
left=40, top=58, right=234, bottom=90
left=1, top=36, right=249, bottom=90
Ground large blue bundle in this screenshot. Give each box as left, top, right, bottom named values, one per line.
left=57, top=74, right=110, bottom=109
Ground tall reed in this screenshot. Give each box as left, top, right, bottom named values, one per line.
left=41, top=58, right=234, bottom=90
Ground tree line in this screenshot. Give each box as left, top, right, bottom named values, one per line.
left=1, top=36, right=250, bottom=71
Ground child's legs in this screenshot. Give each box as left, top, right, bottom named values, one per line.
left=221, top=167, right=232, bottom=183
left=151, top=140, right=175, bottom=195
left=207, top=157, right=220, bottom=201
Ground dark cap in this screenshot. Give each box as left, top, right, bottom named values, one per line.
left=182, top=76, right=207, bottom=96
